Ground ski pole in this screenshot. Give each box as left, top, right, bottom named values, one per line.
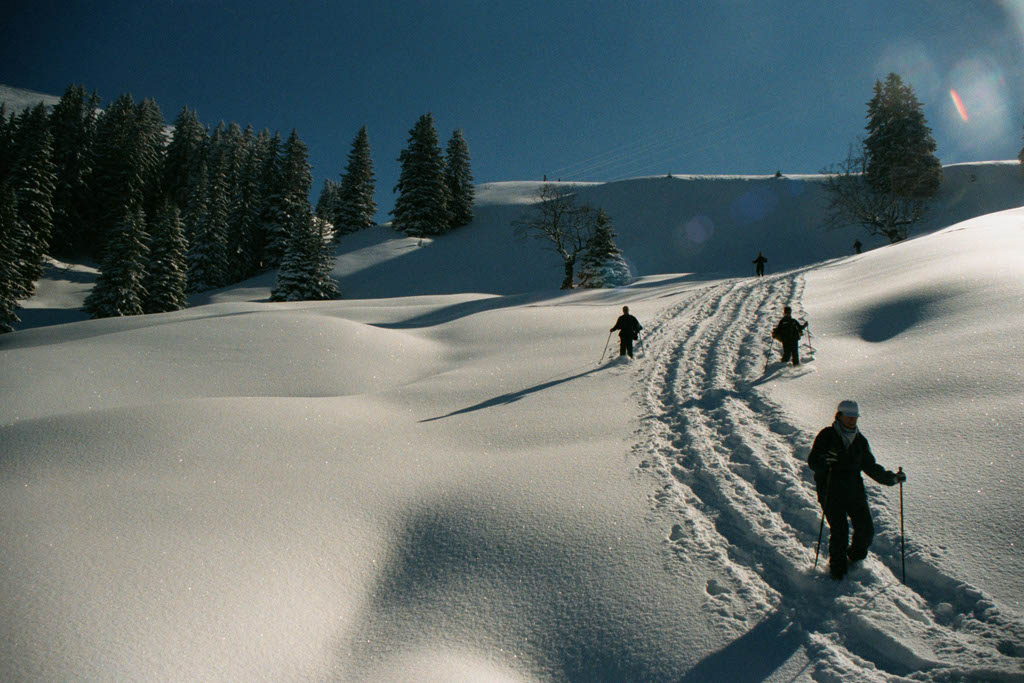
left=598, top=330, right=613, bottom=364
left=813, top=464, right=834, bottom=571
left=765, top=337, right=777, bottom=371
left=899, top=466, right=905, bottom=584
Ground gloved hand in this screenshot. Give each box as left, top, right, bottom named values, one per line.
left=893, top=469, right=907, bottom=484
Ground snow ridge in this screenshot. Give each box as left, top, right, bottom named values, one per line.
left=633, top=273, right=1024, bottom=680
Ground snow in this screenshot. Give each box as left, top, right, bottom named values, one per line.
left=0, top=84, right=61, bottom=115
left=2, top=163, right=1024, bottom=680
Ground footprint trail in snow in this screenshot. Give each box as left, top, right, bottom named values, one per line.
left=634, top=273, right=1024, bottom=680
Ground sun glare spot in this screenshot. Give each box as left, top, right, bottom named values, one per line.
left=950, top=89, right=969, bottom=122
left=947, top=56, right=1012, bottom=145
left=681, top=215, right=714, bottom=245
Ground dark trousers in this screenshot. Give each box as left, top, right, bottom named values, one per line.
left=756, top=264, right=764, bottom=276
left=823, top=494, right=874, bottom=575
left=781, top=341, right=800, bottom=365
left=619, top=335, right=634, bottom=357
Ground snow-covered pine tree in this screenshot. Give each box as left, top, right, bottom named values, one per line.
left=48, top=84, right=100, bottom=255
left=143, top=202, right=188, bottom=313
left=87, top=93, right=147, bottom=257
left=84, top=205, right=150, bottom=318
left=864, top=73, right=942, bottom=199
left=204, top=131, right=233, bottom=249
left=280, top=130, right=313, bottom=211
left=0, top=104, right=12, bottom=186
left=312, top=216, right=338, bottom=297
left=163, top=106, right=207, bottom=212
left=276, top=130, right=314, bottom=252
left=334, top=125, right=376, bottom=238
left=270, top=204, right=338, bottom=301
left=0, top=183, right=21, bottom=333
left=134, top=98, right=167, bottom=217
left=182, top=158, right=208, bottom=244
left=270, top=131, right=337, bottom=301
left=211, top=122, right=249, bottom=204
left=825, top=74, right=941, bottom=244
left=9, top=104, right=57, bottom=298
left=258, top=131, right=288, bottom=267
left=205, top=122, right=229, bottom=179
left=577, top=208, right=631, bottom=288
left=211, top=122, right=253, bottom=283
left=186, top=159, right=230, bottom=292
left=242, top=129, right=275, bottom=272
left=315, top=178, right=339, bottom=225
left=392, top=113, right=450, bottom=237
left=444, top=128, right=474, bottom=229
left=226, top=125, right=263, bottom=280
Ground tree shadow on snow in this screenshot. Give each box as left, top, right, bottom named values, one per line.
left=372, top=291, right=560, bottom=330
left=13, top=306, right=91, bottom=331
left=337, top=494, right=676, bottom=680
left=421, top=364, right=610, bottom=422
left=852, top=292, right=952, bottom=343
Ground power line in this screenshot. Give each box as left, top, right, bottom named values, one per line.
left=549, top=95, right=827, bottom=182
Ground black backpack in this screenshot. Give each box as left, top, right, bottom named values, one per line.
left=773, top=318, right=802, bottom=341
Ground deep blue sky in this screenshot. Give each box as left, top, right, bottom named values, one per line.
left=2, top=1, right=1022, bottom=222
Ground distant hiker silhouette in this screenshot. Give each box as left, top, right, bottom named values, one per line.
left=853, top=240, right=862, bottom=254
left=808, top=400, right=905, bottom=580
left=772, top=305, right=807, bottom=366
left=610, top=305, right=642, bottom=359
left=752, top=252, right=767, bottom=277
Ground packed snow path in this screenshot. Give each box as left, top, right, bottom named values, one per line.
left=634, top=273, right=1024, bottom=681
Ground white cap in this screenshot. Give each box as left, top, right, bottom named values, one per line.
left=837, top=400, right=860, bottom=417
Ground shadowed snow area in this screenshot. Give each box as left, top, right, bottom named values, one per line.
left=2, top=165, right=1024, bottom=680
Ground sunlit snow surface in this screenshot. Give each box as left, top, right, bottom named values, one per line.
left=2, top=166, right=1023, bottom=679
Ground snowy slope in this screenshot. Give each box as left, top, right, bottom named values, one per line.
left=2, top=164, right=1024, bottom=679
left=0, top=84, right=61, bottom=114
left=774, top=208, right=1024, bottom=611
left=189, top=162, right=1024, bottom=305
left=634, top=221, right=1024, bottom=678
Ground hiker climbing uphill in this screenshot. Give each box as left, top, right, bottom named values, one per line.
left=772, top=305, right=808, bottom=366
left=808, top=400, right=906, bottom=580
left=752, top=252, right=767, bottom=277
left=610, top=305, right=642, bottom=359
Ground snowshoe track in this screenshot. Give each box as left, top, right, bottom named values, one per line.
left=634, top=273, right=1024, bottom=680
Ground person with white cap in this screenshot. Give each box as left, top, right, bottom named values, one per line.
left=807, top=399, right=906, bottom=580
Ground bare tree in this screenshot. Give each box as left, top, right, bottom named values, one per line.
left=513, top=184, right=595, bottom=289
left=822, top=145, right=926, bottom=244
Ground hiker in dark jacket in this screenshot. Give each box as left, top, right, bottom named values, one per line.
left=753, top=252, right=767, bottom=277
left=610, top=305, right=642, bottom=358
left=808, top=400, right=906, bottom=580
left=772, top=305, right=807, bottom=365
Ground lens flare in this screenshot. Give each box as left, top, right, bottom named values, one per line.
left=949, top=89, right=969, bottom=122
